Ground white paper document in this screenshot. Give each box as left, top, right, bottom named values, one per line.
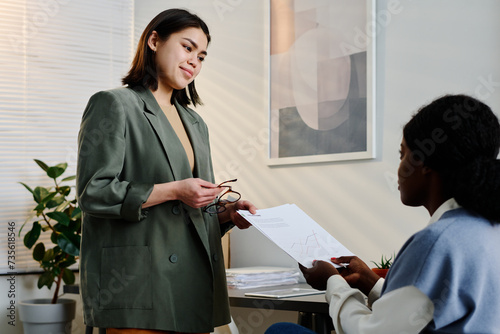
left=238, top=204, right=354, bottom=268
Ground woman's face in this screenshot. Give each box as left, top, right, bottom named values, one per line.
left=397, top=138, right=428, bottom=207
left=151, top=27, right=208, bottom=92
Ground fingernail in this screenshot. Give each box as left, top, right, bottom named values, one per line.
left=331, top=257, right=336, bottom=261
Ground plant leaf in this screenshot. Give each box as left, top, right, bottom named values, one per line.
left=18, top=212, right=38, bottom=237
left=24, top=222, right=41, bottom=249
left=42, top=247, right=55, bottom=262
left=50, top=232, right=58, bottom=244
left=34, top=192, right=57, bottom=214
left=33, top=243, right=45, bottom=261
left=62, top=268, right=75, bottom=285
left=33, top=187, right=50, bottom=204
left=55, top=162, right=68, bottom=170
left=47, top=166, right=66, bottom=179
left=58, top=186, right=71, bottom=196
left=71, top=207, right=81, bottom=219
left=47, top=211, right=70, bottom=226
left=61, top=175, right=76, bottom=182
left=34, top=159, right=49, bottom=172
left=60, top=257, right=76, bottom=268
left=57, top=234, right=80, bottom=256
left=55, top=200, right=71, bottom=212
left=34, top=202, right=46, bottom=214
left=46, top=195, right=65, bottom=209
left=38, top=271, right=54, bottom=289
left=19, top=182, right=34, bottom=194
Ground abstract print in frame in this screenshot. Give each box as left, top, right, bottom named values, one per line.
left=268, top=0, right=376, bottom=165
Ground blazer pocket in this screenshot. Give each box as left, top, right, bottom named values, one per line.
left=99, top=246, right=152, bottom=310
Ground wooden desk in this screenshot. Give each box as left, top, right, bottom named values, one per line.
left=228, top=284, right=334, bottom=333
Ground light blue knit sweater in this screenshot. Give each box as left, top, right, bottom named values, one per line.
left=383, top=208, right=500, bottom=333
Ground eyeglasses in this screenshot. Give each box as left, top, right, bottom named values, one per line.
left=203, top=179, right=241, bottom=214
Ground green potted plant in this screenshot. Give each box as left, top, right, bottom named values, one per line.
left=18, top=159, right=80, bottom=334
left=371, top=253, right=394, bottom=278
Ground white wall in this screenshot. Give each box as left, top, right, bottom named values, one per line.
left=3, top=1, right=500, bottom=334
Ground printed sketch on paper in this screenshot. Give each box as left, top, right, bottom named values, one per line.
left=269, top=0, right=373, bottom=164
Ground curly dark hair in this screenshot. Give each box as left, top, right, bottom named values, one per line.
left=403, top=94, right=500, bottom=222
left=122, top=8, right=210, bottom=107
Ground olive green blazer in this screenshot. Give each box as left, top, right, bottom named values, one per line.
left=77, top=85, right=233, bottom=332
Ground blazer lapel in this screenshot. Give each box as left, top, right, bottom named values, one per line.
left=174, top=100, right=213, bottom=252
left=174, top=100, right=207, bottom=179
left=134, top=86, right=192, bottom=181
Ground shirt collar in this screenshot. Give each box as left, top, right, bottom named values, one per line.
left=428, top=198, right=461, bottom=226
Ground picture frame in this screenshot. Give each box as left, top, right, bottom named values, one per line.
left=268, top=0, right=376, bottom=166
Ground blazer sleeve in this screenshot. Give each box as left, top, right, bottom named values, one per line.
left=77, top=90, right=154, bottom=222
left=219, top=222, right=235, bottom=237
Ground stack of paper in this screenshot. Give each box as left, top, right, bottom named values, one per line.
left=226, top=266, right=300, bottom=289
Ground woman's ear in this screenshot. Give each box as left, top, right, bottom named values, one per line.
left=147, top=31, right=159, bottom=52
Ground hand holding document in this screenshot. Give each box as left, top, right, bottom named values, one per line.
left=238, top=204, right=354, bottom=268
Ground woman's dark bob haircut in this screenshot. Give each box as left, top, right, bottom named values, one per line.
left=122, top=9, right=210, bottom=107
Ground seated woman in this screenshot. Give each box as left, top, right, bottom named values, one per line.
left=266, top=94, right=500, bottom=333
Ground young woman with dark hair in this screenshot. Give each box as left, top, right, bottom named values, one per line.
left=266, top=94, right=500, bottom=333
left=122, top=8, right=210, bottom=107
left=77, top=8, right=256, bottom=334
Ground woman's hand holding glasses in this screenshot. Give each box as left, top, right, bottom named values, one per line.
left=173, top=178, right=222, bottom=208
left=203, top=179, right=257, bottom=229
left=142, top=177, right=221, bottom=209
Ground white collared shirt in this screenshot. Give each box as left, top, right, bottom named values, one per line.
left=427, top=198, right=460, bottom=226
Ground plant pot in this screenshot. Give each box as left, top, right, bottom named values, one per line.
left=19, top=298, right=76, bottom=334
left=371, top=268, right=389, bottom=278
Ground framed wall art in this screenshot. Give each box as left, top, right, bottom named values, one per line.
left=268, top=0, right=376, bottom=165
